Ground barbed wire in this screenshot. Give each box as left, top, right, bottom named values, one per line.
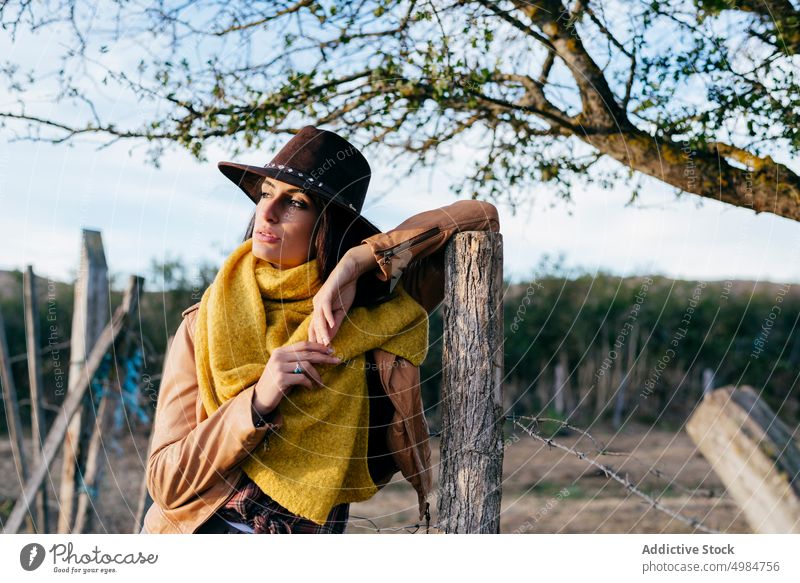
left=503, top=415, right=723, bottom=498
left=347, top=515, right=445, bottom=534
left=347, top=414, right=724, bottom=534
left=504, top=415, right=722, bottom=534
left=51, top=393, right=727, bottom=533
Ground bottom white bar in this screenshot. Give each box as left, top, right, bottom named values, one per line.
left=1, top=534, right=798, bottom=582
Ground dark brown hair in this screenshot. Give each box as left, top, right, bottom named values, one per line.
left=242, top=189, right=391, bottom=307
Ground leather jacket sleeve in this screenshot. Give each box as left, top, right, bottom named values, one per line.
left=360, top=200, right=500, bottom=313
left=145, top=311, right=282, bottom=511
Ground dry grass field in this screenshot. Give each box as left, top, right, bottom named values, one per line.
left=0, top=424, right=749, bottom=534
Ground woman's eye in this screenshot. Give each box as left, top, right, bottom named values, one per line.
left=260, top=192, right=306, bottom=209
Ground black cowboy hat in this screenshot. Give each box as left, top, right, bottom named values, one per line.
left=218, top=125, right=381, bottom=239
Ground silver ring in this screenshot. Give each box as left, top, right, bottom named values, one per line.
left=293, top=363, right=303, bottom=374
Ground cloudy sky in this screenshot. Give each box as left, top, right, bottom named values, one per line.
left=2, top=12, right=799, bottom=290
left=3, top=133, right=798, bottom=289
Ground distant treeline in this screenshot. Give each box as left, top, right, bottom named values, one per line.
left=0, top=263, right=797, bottom=435
left=422, top=270, right=798, bottom=432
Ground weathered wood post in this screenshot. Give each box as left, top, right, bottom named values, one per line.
left=3, top=275, right=142, bottom=534
left=23, top=265, right=49, bottom=532
left=437, top=230, right=504, bottom=533
left=74, top=275, right=144, bottom=533
left=686, top=385, right=800, bottom=533
left=0, top=305, right=36, bottom=533
left=58, top=229, right=109, bottom=533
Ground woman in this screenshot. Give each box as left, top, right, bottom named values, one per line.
left=142, top=125, right=500, bottom=534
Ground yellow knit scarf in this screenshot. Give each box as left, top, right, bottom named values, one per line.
left=194, top=238, right=429, bottom=524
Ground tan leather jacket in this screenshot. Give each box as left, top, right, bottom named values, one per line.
left=142, top=199, right=500, bottom=533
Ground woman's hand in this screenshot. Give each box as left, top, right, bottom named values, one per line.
left=308, top=244, right=378, bottom=346
left=252, top=341, right=342, bottom=415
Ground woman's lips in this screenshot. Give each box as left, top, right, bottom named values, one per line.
left=255, top=231, right=280, bottom=243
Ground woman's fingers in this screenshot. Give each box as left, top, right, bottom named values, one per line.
left=308, top=308, right=327, bottom=344
left=286, top=360, right=324, bottom=388
left=285, top=341, right=334, bottom=353
left=313, top=304, right=339, bottom=347
left=287, top=373, right=312, bottom=390
left=322, top=300, right=335, bottom=329
left=309, top=319, right=326, bottom=346
left=297, top=360, right=324, bottom=387
left=283, top=350, right=340, bottom=363
left=279, top=343, right=340, bottom=389
left=311, top=313, right=328, bottom=346
left=315, top=300, right=333, bottom=344
left=310, top=270, right=356, bottom=346
left=329, top=308, right=346, bottom=338
left=279, top=361, right=311, bottom=391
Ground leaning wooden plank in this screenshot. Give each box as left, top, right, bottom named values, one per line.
left=685, top=385, right=800, bottom=533
left=0, top=305, right=35, bottom=533
left=58, top=229, right=109, bottom=533
left=3, top=277, right=138, bottom=535
left=73, top=276, right=143, bottom=533
left=24, top=265, right=49, bottom=533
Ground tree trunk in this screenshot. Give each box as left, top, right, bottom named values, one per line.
left=594, top=326, right=610, bottom=419
left=553, top=353, right=567, bottom=416
left=612, top=323, right=639, bottom=429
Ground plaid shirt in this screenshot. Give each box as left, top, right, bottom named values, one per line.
left=211, top=473, right=350, bottom=534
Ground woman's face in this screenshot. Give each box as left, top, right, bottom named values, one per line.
left=251, top=178, right=321, bottom=269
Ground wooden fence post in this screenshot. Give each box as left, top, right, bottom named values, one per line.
left=23, top=265, right=49, bottom=533
left=58, top=229, right=109, bottom=533
left=686, top=385, right=800, bottom=533
left=0, top=305, right=35, bottom=533
left=3, top=276, right=141, bottom=534
left=437, top=230, right=504, bottom=533
left=73, top=276, right=143, bottom=533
